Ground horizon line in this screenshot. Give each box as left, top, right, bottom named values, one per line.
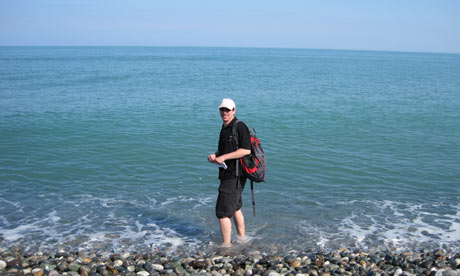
left=0, top=45, right=459, bottom=55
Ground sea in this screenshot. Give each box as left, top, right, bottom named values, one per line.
left=1, top=46, right=459, bottom=255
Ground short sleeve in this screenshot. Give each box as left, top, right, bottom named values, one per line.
left=238, top=122, right=251, bottom=150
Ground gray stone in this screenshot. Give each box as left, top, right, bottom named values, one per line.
left=222, top=257, right=233, bottom=263
left=268, top=271, right=280, bottom=276
left=7, top=259, right=20, bottom=268
left=421, top=260, right=434, bottom=269
left=146, top=263, right=164, bottom=272
left=7, top=268, right=19, bottom=274
left=244, top=269, right=253, bottom=276
left=443, top=270, right=459, bottom=276
left=394, top=268, right=403, bottom=276
left=212, top=271, right=223, bottom=276
left=48, top=270, right=59, bottom=276
left=450, top=259, right=460, bottom=268
left=57, top=261, right=68, bottom=272
left=69, top=262, right=81, bottom=272
left=382, top=264, right=394, bottom=271
left=176, top=266, right=187, bottom=274
left=97, top=265, right=108, bottom=276
left=326, top=264, right=339, bottom=270
left=40, top=263, right=55, bottom=271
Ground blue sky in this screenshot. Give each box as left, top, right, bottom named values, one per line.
left=1, top=0, right=459, bottom=53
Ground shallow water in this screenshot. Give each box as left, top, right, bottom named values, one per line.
left=1, top=47, right=459, bottom=254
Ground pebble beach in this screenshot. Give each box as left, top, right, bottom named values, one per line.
left=1, top=247, right=460, bottom=276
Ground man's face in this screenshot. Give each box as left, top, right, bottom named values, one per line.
left=220, top=107, right=235, bottom=124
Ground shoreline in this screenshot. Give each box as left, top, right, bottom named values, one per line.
left=1, top=247, right=459, bottom=276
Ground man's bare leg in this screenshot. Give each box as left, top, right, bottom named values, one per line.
left=219, top=217, right=232, bottom=246
left=233, top=209, right=245, bottom=239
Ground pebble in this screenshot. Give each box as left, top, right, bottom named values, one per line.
left=212, top=270, right=223, bottom=276
left=151, top=263, right=165, bottom=271
left=451, top=259, right=460, bottom=268
left=114, top=259, right=124, bottom=267
left=80, top=257, right=92, bottom=264
left=444, top=271, right=459, bottom=276
left=394, top=268, right=403, bottom=275
left=32, top=268, right=44, bottom=276
left=0, top=248, right=459, bottom=276
left=290, top=260, right=301, bottom=268
left=69, top=262, right=81, bottom=272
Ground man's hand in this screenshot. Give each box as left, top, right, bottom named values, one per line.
left=208, top=153, right=217, bottom=163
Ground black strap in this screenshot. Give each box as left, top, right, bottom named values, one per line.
left=232, top=119, right=240, bottom=177
left=234, top=120, right=256, bottom=216
left=251, top=180, right=256, bottom=216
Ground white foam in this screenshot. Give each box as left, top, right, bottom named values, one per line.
left=2, top=224, right=36, bottom=241
left=336, top=200, right=460, bottom=250
left=294, top=199, right=460, bottom=251
left=160, top=195, right=213, bottom=210
left=0, top=198, right=21, bottom=209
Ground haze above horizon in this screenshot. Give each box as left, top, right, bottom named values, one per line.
left=1, top=0, right=459, bottom=54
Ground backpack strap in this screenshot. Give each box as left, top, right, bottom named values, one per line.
left=232, top=119, right=241, bottom=177
left=251, top=180, right=256, bottom=216
left=233, top=119, right=257, bottom=217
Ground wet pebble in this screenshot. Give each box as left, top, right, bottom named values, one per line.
left=0, top=247, right=459, bottom=276
left=450, top=259, right=460, bottom=268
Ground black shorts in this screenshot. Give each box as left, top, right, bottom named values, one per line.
left=215, top=177, right=246, bottom=218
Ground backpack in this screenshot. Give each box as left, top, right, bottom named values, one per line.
left=232, top=119, right=266, bottom=216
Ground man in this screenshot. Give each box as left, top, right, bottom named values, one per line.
left=207, top=98, right=251, bottom=247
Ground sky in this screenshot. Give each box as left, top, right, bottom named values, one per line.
left=1, top=0, right=459, bottom=53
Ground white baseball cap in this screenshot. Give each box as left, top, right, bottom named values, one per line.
left=219, top=98, right=236, bottom=110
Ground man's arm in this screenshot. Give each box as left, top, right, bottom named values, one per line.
left=215, top=148, right=250, bottom=164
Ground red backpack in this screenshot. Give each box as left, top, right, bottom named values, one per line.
left=232, top=120, right=266, bottom=215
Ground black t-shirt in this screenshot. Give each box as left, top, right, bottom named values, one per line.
left=217, top=117, right=251, bottom=180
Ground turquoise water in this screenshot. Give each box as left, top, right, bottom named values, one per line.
left=1, top=47, right=460, bottom=254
